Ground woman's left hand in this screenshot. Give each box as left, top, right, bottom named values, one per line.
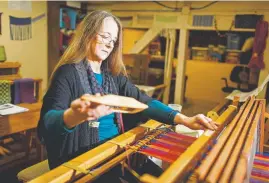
left=174, top=113, right=218, bottom=131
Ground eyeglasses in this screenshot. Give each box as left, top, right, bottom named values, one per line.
left=97, top=33, right=118, bottom=47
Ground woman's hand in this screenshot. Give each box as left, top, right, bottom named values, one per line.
left=174, top=113, right=218, bottom=131
left=63, top=94, right=113, bottom=128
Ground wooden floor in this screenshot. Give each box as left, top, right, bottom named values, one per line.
left=0, top=159, right=36, bottom=183
left=0, top=134, right=46, bottom=183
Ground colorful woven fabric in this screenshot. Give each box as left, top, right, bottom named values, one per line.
left=19, top=78, right=36, bottom=103
left=139, top=146, right=178, bottom=163
left=137, top=133, right=195, bottom=163
left=13, top=79, right=20, bottom=104
left=12, top=78, right=36, bottom=104
left=250, top=154, right=269, bottom=183
left=0, top=80, right=11, bottom=105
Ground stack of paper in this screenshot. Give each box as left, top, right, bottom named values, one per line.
left=0, top=103, right=29, bottom=115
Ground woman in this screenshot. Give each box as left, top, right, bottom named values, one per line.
left=38, top=10, right=217, bottom=172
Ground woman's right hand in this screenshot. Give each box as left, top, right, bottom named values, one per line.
left=63, top=94, right=113, bottom=128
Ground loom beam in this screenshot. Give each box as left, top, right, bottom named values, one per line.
left=28, top=120, right=165, bottom=183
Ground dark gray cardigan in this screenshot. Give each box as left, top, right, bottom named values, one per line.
left=37, top=62, right=155, bottom=169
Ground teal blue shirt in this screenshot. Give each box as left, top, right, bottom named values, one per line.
left=94, top=73, right=118, bottom=141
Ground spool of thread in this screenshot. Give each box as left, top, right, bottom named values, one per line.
left=0, top=46, right=6, bottom=62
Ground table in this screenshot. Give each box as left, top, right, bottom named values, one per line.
left=136, top=85, right=156, bottom=97
left=0, top=102, right=43, bottom=163
left=0, top=102, right=42, bottom=137
left=136, top=84, right=166, bottom=100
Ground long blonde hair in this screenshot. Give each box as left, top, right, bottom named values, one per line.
left=50, top=10, right=126, bottom=82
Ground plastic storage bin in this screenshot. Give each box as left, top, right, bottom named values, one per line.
left=226, top=33, right=241, bottom=50
left=191, top=47, right=208, bottom=60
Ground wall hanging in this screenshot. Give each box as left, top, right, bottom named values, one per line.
left=192, top=15, right=214, bottom=27
left=9, top=16, right=32, bottom=40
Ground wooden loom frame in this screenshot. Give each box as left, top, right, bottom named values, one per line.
left=29, top=120, right=167, bottom=183
left=28, top=98, right=265, bottom=183
left=29, top=101, right=237, bottom=183
left=141, top=98, right=265, bottom=183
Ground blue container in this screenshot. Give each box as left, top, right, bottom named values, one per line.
left=227, top=33, right=240, bottom=50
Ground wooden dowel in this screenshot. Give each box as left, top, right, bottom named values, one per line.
left=75, top=128, right=165, bottom=183
left=0, top=146, right=11, bottom=156
left=195, top=99, right=249, bottom=181
left=207, top=100, right=230, bottom=121
left=264, top=144, right=269, bottom=148
left=3, top=78, right=42, bottom=84
left=153, top=84, right=166, bottom=90
left=218, top=101, right=259, bottom=183
left=232, top=96, right=240, bottom=107
left=211, top=100, right=230, bottom=114
left=264, top=112, right=269, bottom=119
left=205, top=97, right=255, bottom=183
left=231, top=101, right=264, bottom=183
left=75, top=149, right=135, bottom=183
left=259, top=99, right=265, bottom=153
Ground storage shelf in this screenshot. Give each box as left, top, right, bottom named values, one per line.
left=188, top=26, right=255, bottom=32
left=0, top=61, right=22, bottom=80
left=0, top=62, right=21, bottom=69
left=150, top=55, right=165, bottom=62
left=187, top=59, right=246, bottom=66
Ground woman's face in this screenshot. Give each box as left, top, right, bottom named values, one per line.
left=89, top=17, right=118, bottom=62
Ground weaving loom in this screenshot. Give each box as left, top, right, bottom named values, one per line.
left=29, top=97, right=266, bottom=183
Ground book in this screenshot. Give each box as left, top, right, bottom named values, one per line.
left=0, top=103, right=29, bottom=115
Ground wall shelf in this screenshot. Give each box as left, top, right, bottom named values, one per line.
left=0, top=62, right=22, bottom=80
left=150, top=55, right=165, bottom=62
left=0, top=62, right=21, bottom=69
left=188, top=26, right=255, bottom=32
left=187, top=60, right=246, bottom=66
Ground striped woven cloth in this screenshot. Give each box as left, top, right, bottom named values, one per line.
left=250, top=153, right=269, bottom=183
